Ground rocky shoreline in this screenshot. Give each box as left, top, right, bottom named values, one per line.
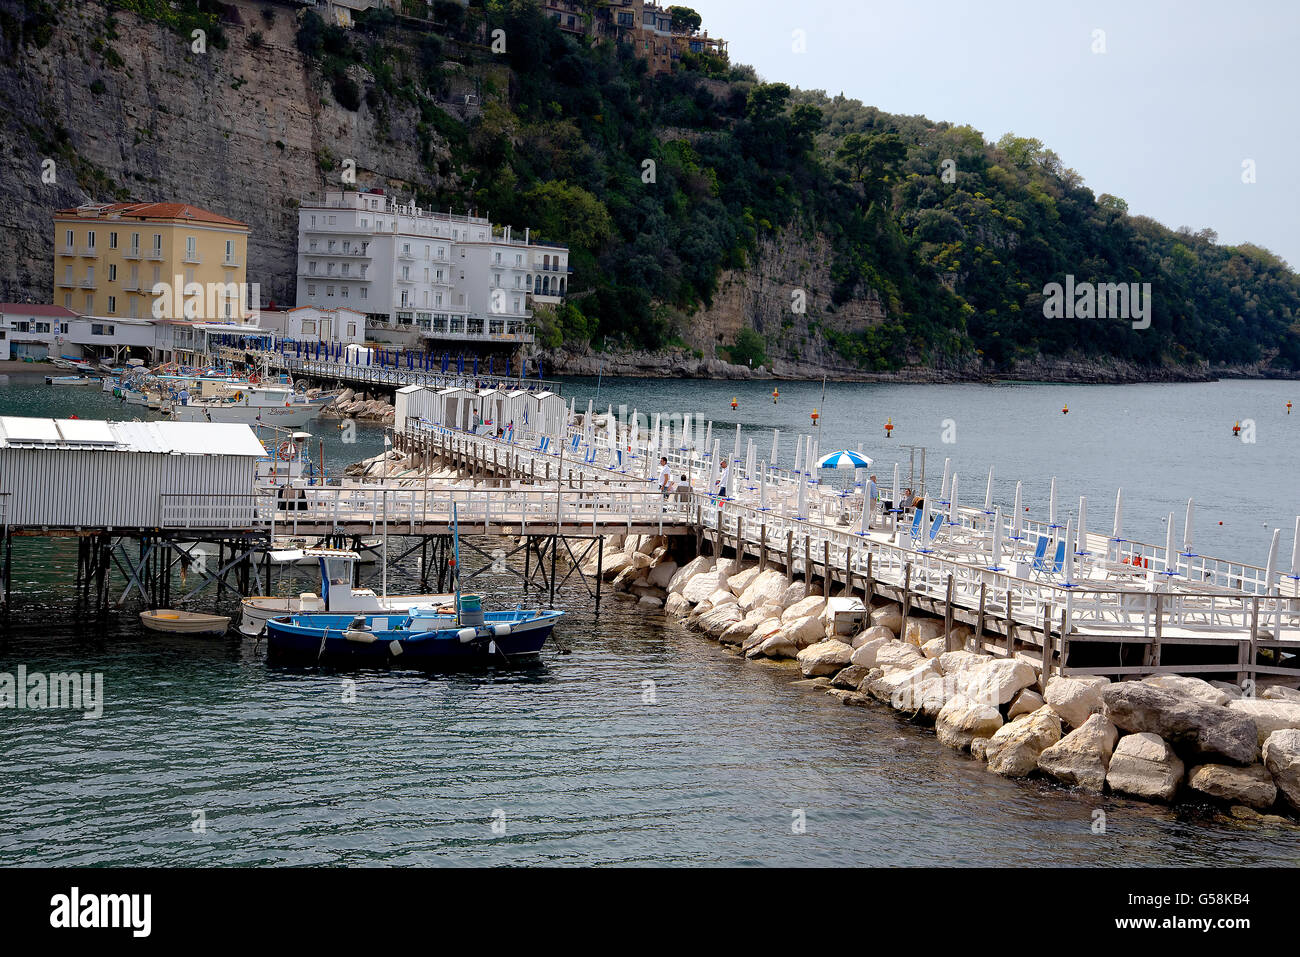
left=317, top=387, right=396, bottom=424
left=588, top=532, right=1300, bottom=826
left=540, top=346, right=1299, bottom=385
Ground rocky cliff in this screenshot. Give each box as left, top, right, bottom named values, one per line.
left=0, top=0, right=454, bottom=304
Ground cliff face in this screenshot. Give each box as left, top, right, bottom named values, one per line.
left=0, top=0, right=454, bottom=304
left=683, top=225, right=890, bottom=377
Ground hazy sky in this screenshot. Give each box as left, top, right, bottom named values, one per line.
left=698, top=0, right=1300, bottom=267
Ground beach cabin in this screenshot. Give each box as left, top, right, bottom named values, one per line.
left=499, top=390, right=531, bottom=436
left=436, top=387, right=477, bottom=431
left=395, top=385, right=441, bottom=433
left=525, top=391, right=567, bottom=439
left=0, top=417, right=265, bottom=529
left=475, top=389, right=507, bottom=434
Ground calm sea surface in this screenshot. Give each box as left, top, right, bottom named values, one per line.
left=1, top=372, right=1298, bottom=866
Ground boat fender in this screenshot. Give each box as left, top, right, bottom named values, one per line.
left=344, top=629, right=377, bottom=643
left=388, top=640, right=404, bottom=656
left=492, top=624, right=511, bottom=637
left=488, top=641, right=497, bottom=655
left=457, top=627, right=478, bottom=643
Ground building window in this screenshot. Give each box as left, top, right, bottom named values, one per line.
left=35, top=322, right=50, bottom=333
left=307, top=284, right=316, bottom=296
left=85, top=295, right=94, bottom=312
left=92, top=323, right=115, bottom=336
left=359, top=287, right=367, bottom=300
left=63, top=294, right=72, bottom=308
left=108, top=263, right=117, bottom=281
left=152, top=234, right=162, bottom=253
left=326, top=286, right=334, bottom=297
left=107, top=296, right=116, bottom=314
left=225, top=240, right=235, bottom=263
left=65, top=229, right=74, bottom=249
left=109, top=232, right=118, bottom=249
left=87, top=231, right=95, bottom=250
left=131, top=232, right=140, bottom=253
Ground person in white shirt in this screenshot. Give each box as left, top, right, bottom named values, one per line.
left=658, top=457, right=672, bottom=496
left=716, top=459, right=730, bottom=498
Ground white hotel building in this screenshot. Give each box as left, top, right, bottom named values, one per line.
left=294, top=189, right=569, bottom=350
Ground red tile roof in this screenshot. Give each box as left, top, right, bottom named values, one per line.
left=54, top=202, right=248, bottom=228
left=0, top=304, right=80, bottom=318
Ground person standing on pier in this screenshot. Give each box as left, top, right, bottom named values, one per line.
left=658, top=456, right=672, bottom=499
left=867, top=474, right=879, bottom=528
left=716, top=459, right=730, bottom=499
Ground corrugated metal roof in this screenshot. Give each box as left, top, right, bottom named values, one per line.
left=0, top=417, right=265, bottom=456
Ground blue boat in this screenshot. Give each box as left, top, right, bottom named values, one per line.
left=265, top=602, right=563, bottom=664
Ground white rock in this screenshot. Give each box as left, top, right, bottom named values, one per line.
left=778, top=581, right=807, bottom=606
left=903, top=617, right=945, bottom=646
left=647, top=561, right=677, bottom=589
left=1186, top=763, right=1277, bottom=810
left=779, top=614, right=826, bottom=650
left=698, top=604, right=744, bottom=637
left=1143, top=674, right=1232, bottom=707
left=851, top=624, right=895, bottom=649
left=707, top=588, right=738, bottom=608
left=781, top=595, right=827, bottom=623
left=866, top=658, right=941, bottom=709
left=936, top=695, right=1004, bottom=751
left=1106, top=732, right=1184, bottom=802
left=667, top=556, right=712, bottom=595
left=1037, top=714, right=1117, bottom=791
left=681, top=569, right=725, bottom=604
left=1045, top=676, right=1107, bottom=729
left=1262, top=728, right=1300, bottom=812
left=797, top=639, right=855, bottom=677
left=751, top=632, right=799, bottom=659
left=874, top=640, right=926, bottom=673
left=869, top=603, right=903, bottom=634
left=986, top=706, right=1062, bottom=778
left=1227, top=699, right=1300, bottom=748
left=719, top=610, right=770, bottom=645
left=637, top=595, right=664, bottom=609
left=741, top=617, right=783, bottom=653
left=966, top=658, right=1038, bottom=707
left=728, top=565, right=762, bottom=596
left=1008, top=688, right=1046, bottom=720
left=938, top=650, right=988, bottom=676
left=849, top=636, right=892, bottom=668
left=664, top=593, right=691, bottom=617
left=1262, top=685, right=1300, bottom=703
left=921, top=637, right=946, bottom=658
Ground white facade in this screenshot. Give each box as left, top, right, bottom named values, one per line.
left=256, top=306, right=366, bottom=345
left=294, top=190, right=569, bottom=346
left=0, top=305, right=161, bottom=363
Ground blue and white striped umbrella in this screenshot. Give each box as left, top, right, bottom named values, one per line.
left=815, top=449, right=873, bottom=469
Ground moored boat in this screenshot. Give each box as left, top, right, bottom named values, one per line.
left=44, top=374, right=97, bottom=386
left=265, top=603, right=562, bottom=663
left=140, top=608, right=231, bottom=636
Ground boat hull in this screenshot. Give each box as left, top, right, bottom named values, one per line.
left=265, top=612, right=558, bottom=664
left=140, top=609, right=231, bottom=636
left=238, top=592, right=453, bottom=636
left=170, top=403, right=319, bottom=427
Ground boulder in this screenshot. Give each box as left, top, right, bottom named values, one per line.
left=1262, top=685, right=1300, bottom=703
left=869, top=603, right=903, bottom=635
left=707, top=588, right=738, bottom=608
left=938, top=650, right=987, bottom=676
left=903, top=617, right=945, bottom=646
left=1143, top=674, right=1231, bottom=707
left=1262, top=729, right=1300, bottom=812
left=852, top=624, right=896, bottom=649
left=797, top=639, right=855, bottom=677
left=971, top=737, right=991, bottom=761
left=727, top=565, right=762, bottom=596
left=664, top=593, right=691, bottom=617
left=866, top=658, right=941, bottom=708
left=718, top=611, right=770, bottom=645
left=1106, top=732, right=1184, bottom=802
left=936, top=696, right=1004, bottom=751
left=697, top=604, right=744, bottom=638
left=647, top=561, right=677, bottom=589
left=681, top=569, right=725, bottom=604
left=741, top=619, right=782, bottom=653
left=1008, top=689, right=1046, bottom=720
left=781, top=595, right=827, bottom=624
left=946, top=624, right=973, bottom=650
left=921, top=637, right=946, bottom=659
left=1045, top=676, right=1106, bottom=729
left=1037, top=714, right=1117, bottom=792
left=1226, top=699, right=1300, bottom=748
left=849, top=636, right=893, bottom=669
left=735, top=568, right=788, bottom=612
left=986, top=707, right=1062, bottom=777
left=778, top=580, right=807, bottom=606
left=831, top=663, right=873, bottom=690
left=874, top=640, right=926, bottom=673
left=630, top=552, right=653, bottom=570
left=1102, top=682, right=1259, bottom=765
left=637, top=595, right=664, bottom=609
left=750, top=632, right=799, bottom=659
left=600, top=552, right=632, bottom=582
left=1211, top=680, right=1246, bottom=700
left=1187, top=764, right=1277, bottom=810
left=967, top=658, right=1038, bottom=707
left=667, top=556, right=713, bottom=595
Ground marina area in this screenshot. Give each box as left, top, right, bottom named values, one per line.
left=1, top=367, right=1300, bottom=864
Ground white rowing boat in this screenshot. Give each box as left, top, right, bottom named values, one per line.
left=139, top=609, right=231, bottom=636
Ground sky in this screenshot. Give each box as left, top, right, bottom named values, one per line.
left=696, top=0, right=1300, bottom=267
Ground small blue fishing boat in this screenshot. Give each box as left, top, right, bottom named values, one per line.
left=265, top=601, right=563, bottom=664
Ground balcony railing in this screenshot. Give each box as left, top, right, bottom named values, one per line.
left=59, top=245, right=76, bottom=257
left=146, top=249, right=164, bottom=261
left=79, top=246, right=99, bottom=257
left=57, top=276, right=77, bottom=288
left=125, top=247, right=141, bottom=260
left=79, top=278, right=97, bottom=288
left=183, top=253, right=202, bottom=264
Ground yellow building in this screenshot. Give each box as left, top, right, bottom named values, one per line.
left=53, top=203, right=252, bottom=322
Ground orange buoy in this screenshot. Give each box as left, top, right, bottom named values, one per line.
left=1062, top=405, right=1069, bottom=415
left=884, top=418, right=894, bottom=438
left=810, top=408, right=820, bottom=426
left=772, top=388, right=779, bottom=404
left=1288, top=402, right=1292, bottom=415
left=730, top=397, right=738, bottom=410
left=1233, top=421, right=1241, bottom=436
